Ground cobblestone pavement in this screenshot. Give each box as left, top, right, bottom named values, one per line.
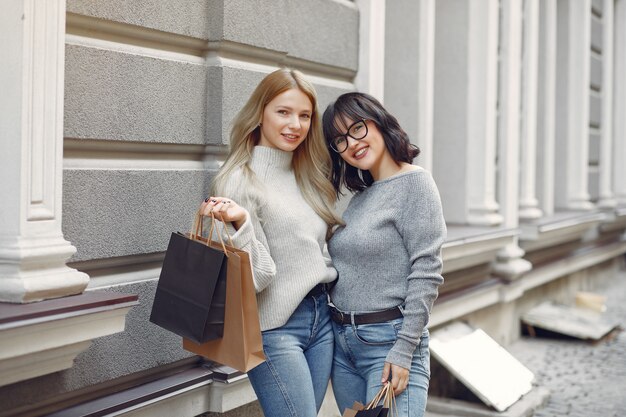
left=508, top=269, right=626, bottom=417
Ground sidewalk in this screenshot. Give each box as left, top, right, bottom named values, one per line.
left=506, top=267, right=626, bottom=417
left=423, top=266, right=626, bottom=417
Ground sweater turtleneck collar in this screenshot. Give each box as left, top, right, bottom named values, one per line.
left=251, top=145, right=293, bottom=170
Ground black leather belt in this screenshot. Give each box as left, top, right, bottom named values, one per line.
left=329, top=306, right=404, bottom=325
left=306, top=283, right=330, bottom=298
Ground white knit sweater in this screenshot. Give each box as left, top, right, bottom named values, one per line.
left=221, top=146, right=336, bottom=331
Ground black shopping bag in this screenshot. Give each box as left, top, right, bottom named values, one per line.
left=354, top=406, right=387, bottom=417
left=343, top=405, right=386, bottom=417
left=149, top=226, right=227, bottom=343
left=342, top=383, right=395, bottom=417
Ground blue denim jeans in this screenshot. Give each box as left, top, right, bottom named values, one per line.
left=247, top=292, right=333, bottom=417
left=331, top=317, right=431, bottom=417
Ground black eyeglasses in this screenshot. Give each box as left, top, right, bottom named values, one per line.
left=330, top=120, right=368, bottom=153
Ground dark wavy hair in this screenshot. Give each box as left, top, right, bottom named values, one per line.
left=322, top=92, right=420, bottom=195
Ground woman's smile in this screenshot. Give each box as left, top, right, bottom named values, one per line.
left=281, top=133, right=301, bottom=142
left=353, top=146, right=369, bottom=159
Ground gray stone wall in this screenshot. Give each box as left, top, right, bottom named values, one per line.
left=64, top=44, right=209, bottom=144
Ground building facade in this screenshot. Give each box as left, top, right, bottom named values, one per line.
left=1, top=0, right=625, bottom=416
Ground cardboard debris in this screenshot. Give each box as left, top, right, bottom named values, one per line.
left=430, top=322, right=534, bottom=412
left=575, top=291, right=607, bottom=312
left=522, top=301, right=618, bottom=340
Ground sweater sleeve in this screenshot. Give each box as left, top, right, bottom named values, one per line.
left=322, top=243, right=334, bottom=271
left=217, top=173, right=277, bottom=293
left=385, top=170, right=446, bottom=369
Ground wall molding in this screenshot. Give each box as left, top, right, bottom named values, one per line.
left=63, top=138, right=228, bottom=171
left=66, top=12, right=207, bottom=57
left=68, top=252, right=163, bottom=290
left=66, top=13, right=356, bottom=83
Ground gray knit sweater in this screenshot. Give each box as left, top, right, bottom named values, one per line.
left=328, top=168, right=446, bottom=369
left=223, top=146, right=337, bottom=331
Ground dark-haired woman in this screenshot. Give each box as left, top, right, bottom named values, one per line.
left=322, top=92, right=446, bottom=417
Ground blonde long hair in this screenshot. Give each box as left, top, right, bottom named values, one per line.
left=212, top=68, right=342, bottom=234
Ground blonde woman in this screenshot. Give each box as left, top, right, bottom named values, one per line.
left=200, top=68, right=342, bottom=417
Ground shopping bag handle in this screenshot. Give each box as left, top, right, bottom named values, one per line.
left=191, top=209, right=206, bottom=240
left=384, top=383, right=396, bottom=415
left=365, top=382, right=396, bottom=414
left=365, top=384, right=387, bottom=410
left=199, top=209, right=234, bottom=247
left=192, top=207, right=235, bottom=246
left=211, top=212, right=235, bottom=247
left=207, top=212, right=232, bottom=253
left=190, top=210, right=231, bottom=256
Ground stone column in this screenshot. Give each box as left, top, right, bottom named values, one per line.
left=355, top=0, right=386, bottom=102
left=433, top=0, right=502, bottom=225
left=536, top=0, right=558, bottom=216
left=493, top=0, right=532, bottom=280
left=598, top=0, right=617, bottom=208
left=613, top=0, right=626, bottom=205
left=0, top=0, right=89, bottom=303
left=554, top=0, right=594, bottom=211
left=519, top=0, right=543, bottom=220
left=384, top=0, right=436, bottom=171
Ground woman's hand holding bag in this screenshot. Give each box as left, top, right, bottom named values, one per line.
left=200, top=196, right=248, bottom=230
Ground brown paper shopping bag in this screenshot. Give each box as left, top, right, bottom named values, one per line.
left=183, top=229, right=265, bottom=372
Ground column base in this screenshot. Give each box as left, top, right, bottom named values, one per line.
left=492, top=244, right=532, bottom=281
left=0, top=267, right=89, bottom=303
left=0, top=236, right=89, bottom=303
left=566, top=199, right=595, bottom=211
left=597, top=198, right=618, bottom=209
left=519, top=206, right=543, bottom=220
left=467, top=212, right=504, bottom=226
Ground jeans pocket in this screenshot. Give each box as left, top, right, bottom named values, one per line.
left=353, top=319, right=402, bottom=346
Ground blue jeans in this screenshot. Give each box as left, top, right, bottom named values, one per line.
left=331, top=317, right=431, bottom=417
left=247, top=293, right=333, bottom=417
